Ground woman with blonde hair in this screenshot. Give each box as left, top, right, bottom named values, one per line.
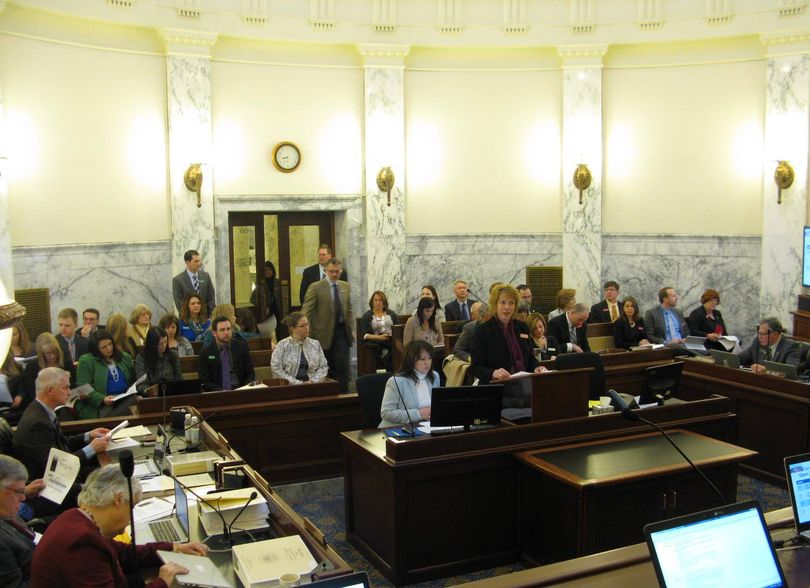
left=548, top=288, right=576, bottom=321
left=18, top=333, right=71, bottom=412
left=106, top=313, right=134, bottom=357
left=127, top=304, right=152, bottom=349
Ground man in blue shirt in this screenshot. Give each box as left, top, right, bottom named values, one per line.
left=644, top=286, right=689, bottom=346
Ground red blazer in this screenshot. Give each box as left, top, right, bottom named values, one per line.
left=31, top=509, right=171, bottom=588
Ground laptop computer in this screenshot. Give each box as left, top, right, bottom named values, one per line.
left=784, top=452, right=810, bottom=541
left=161, top=379, right=203, bottom=396
left=709, top=349, right=741, bottom=369
left=157, top=550, right=234, bottom=588
left=134, top=424, right=168, bottom=478
left=644, top=500, right=786, bottom=588
left=762, top=360, right=798, bottom=381
left=137, top=479, right=189, bottom=544
left=684, top=336, right=709, bottom=355
left=309, top=572, right=371, bottom=587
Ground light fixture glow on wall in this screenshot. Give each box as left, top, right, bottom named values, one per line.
left=376, top=166, right=395, bottom=206
left=0, top=278, right=26, bottom=367
left=184, top=163, right=203, bottom=208
left=572, top=163, right=592, bottom=205
left=773, top=160, right=794, bottom=205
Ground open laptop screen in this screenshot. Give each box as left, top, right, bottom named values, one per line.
left=644, top=500, right=785, bottom=588
left=785, top=452, right=810, bottom=536
left=174, top=479, right=189, bottom=537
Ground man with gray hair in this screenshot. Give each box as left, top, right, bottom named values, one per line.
left=13, top=367, right=109, bottom=511
left=738, top=317, right=801, bottom=374
left=0, top=455, right=39, bottom=587
left=547, top=302, right=591, bottom=353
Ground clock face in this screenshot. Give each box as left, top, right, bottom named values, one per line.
left=273, top=142, right=301, bottom=172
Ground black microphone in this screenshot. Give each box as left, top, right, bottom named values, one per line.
left=165, top=411, right=218, bottom=454
left=225, top=491, right=258, bottom=545
left=161, top=468, right=236, bottom=550
left=119, top=450, right=138, bottom=588
left=392, top=375, right=416, bottom=438
left=607, top=389, right=725, bottom=505
left=466, top=289, right=485, bottom=304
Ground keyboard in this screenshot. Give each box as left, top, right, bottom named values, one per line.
left=149, top=519, right=181, bottom=543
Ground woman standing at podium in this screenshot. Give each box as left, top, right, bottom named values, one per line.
left=379, top=340, right=440, bottom=427
left=470, top=284, right=547, bottom=408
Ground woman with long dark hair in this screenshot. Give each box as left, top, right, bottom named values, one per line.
left=251, top=260, right=282, bottom=340
left=403, top=297, right=444, bottom=347
left=379, top=340, right=440, bottom=427
left=135, top=326, right=181, bottom=393
left=179, top=294, right=210, bottom=342
left=75, top=330, right=135, bottom=418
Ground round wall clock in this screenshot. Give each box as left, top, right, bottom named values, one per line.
left=272, top=141, right=301, bottom=173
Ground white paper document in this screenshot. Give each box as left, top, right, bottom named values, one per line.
left=40, top=448, right=80, bottom=505
left=112, top=375, right=147, bottom=404
left=113, top=425, right=151, bottom=439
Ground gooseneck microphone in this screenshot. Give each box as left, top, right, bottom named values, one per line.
left=162, top=469, right=235, bottom=550
left=226, top=491, right=258, bottom=544
left=119, top=450, right=139, bottom=588
left=607, top=389, right=725, bottom=506
left=392, top=375, right=416, bottom=438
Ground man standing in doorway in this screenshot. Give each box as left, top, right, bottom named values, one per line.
left=302, top=258, right=353, bottom=392
left=299, top=244, right=348, bottom=305
left=172, top=249, right=216, bottom=314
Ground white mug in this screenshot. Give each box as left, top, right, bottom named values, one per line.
left=279, top=573, right=301, bottom=587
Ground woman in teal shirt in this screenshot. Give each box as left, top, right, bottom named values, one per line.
left=75, top=330, right=135, bottom=419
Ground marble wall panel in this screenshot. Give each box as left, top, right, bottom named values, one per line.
left=603, top=234, right=762, bottom=340
left=0, top=176, right=11, bottom=294
left=12, top=241, right=173, bottom=328
left=403, top=233, right=562, bottom=312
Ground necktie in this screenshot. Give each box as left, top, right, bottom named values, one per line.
left=53, top=418, right=69, bottom=451
left=68, top=339, right=76, bottom=362
left=333, top=283, right=343, bottom=324
left=220, top=346, right=232, bottom=390
left=192, top=273, right=199, bottom=293
left=570, top=326, right=578, bottom=344
left=610, top=303, right=618, bottom=322
left=461, top=303, right=469, bottom=321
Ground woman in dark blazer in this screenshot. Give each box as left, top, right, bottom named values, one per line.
left=613, top=297, right=650, bottom=350
left=527, top=313, right=560, bottom=361
left=687, top=289, right=727, bottom=346
left=470, top=284, right=547, bottom=408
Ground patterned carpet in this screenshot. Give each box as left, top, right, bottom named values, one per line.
left=274, top=474, right=790, bottom=587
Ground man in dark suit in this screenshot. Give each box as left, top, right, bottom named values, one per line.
left=54, top=308, right=88, bottom=384
left=301, top=258, right=353, bottom=392
left=299, top=244, right=347, bottom=306
left=452, top=302, right=487, bottom=361
left=79, top=308, right=104, bottom=339
left=644, top=287, right=689, bottom=346
left=588, top=281, right=621, bottom=323
left=738, top=317, right=801, bottom=373
left=547, top=303, right=591, bottom=353
left=13, top=367, right=109, bottom=513
left=197, top=316, right=255, bottom=391
left=172, top=249, right=216, bottom=313
left=444, top=280, right=474, bottom=321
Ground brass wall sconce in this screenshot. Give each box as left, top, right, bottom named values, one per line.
left=573, top=163, right=592, bottom=205
left=184, top=163, right=203, bottom=208
left=376, top=166, right=395, bottom=206
left=774, top=160, right=794, bottom=205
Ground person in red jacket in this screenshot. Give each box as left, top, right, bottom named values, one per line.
left=31, top=465, right=207, bottom=588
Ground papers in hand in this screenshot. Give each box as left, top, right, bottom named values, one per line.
left=112, top=374, right=147, bottom=404
left=235, top=380, right=269, bottom=390
left=112, top=425, right=151, bottom=439
left=61, top=384, right=94, bottom=409
left=40, top=449, right=80, bottom=505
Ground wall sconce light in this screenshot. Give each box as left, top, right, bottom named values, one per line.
left=376, top=166, right=395, bottom=207
left=774, top=160, right=794, bottom=205
left=572, top=163, right=592, bottom=205
left=184, top=163, right=203, bottom=208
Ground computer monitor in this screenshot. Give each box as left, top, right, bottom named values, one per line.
left=160, top=379, right=202, bottom=396
left=430, top=385, right=503, bottom=431
left=639, top=362, right=683, bottom=406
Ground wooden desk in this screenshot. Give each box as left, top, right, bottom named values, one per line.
left=342, top=396, right=737, bottom=585
left=680, top=359, right=810, bottom=484
left=460, top=508, right=807, bottom=587
left=516, top=430, right=755, bottom=564
left=63, top=381, right=367, bottom=484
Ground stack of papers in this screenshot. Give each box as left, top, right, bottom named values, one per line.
left=199, top=488, right=269, bottom=535
left=232, top=535, right=317, bottom=587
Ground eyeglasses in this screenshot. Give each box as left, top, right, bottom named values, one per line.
left=3, top=485, right=25, bottom=497
left=294, top=323, right=310, bottom=329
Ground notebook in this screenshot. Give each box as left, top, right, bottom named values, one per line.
left=709, top=349, right=741, bottom=369
left=784, top=452, right=810, bottom=541
left=761, top=360, right=798, bottom=381
left=137, top=479, right=189, bottom=544
left=644, top=500, right=786, bottom=588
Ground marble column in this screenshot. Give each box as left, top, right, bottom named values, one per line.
left=759, top=34, right=810, bottom=330
left=0, top=84, right=12, bottom=293
left=358, top=44, right=409, bottom=312
left=559, top=46, right=606, bottom=306
left=160, top=29, right=218, bottom=294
